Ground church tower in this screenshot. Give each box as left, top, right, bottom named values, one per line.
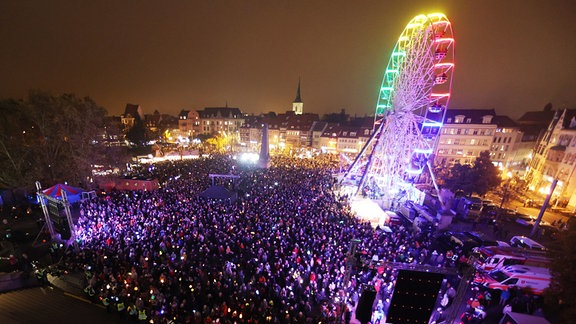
left=292, top=79, right=303, bottom=115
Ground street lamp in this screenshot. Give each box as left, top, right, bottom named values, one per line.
left=530, top=178, right=558, bottom=237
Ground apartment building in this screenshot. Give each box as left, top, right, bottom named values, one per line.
left=435, top=109, right=498, bottom=166
left=178, top=110, right=200, bottom=136
left=318, top=125, right=372, bottom=154
left=195, top=107, right=244, bottom=136
left=490, top=115, right=525, bottom=171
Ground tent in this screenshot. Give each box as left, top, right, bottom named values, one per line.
left=199, top=185, right=233, bottom=201
left=42, top=183, right=84, bottom=203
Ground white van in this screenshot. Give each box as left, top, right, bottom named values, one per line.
left=477, top=265, right=551, bottom=295
left=509, top=236, right=546, bottom=251
left=472, top=246, right=550, bottom=272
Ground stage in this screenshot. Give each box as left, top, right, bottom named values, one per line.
left=349, top=198, right=393, bottom=230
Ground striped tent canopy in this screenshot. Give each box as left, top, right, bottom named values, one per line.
left=42, top=183, right=83, bottom=200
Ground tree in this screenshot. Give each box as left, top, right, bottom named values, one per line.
left=125, top=120, right=148, bottom=147
left=204, top=134, right=229, bottom=154
left=0, top=98, right=32, bottom=188
left=471, top=151, right=501, bottom=196
left=442, top=162, right=476, bottom=196
left=0, top=91, right=119, bottom=190
left=543, top=223, right=576, bottom=323
left=439, top=151, right=501, bottom=196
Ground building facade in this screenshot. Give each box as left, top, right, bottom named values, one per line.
left=527, top=109, right=576, bottom=209
left=178, top=110, right=200, bottom=135
left=435, top=109, right=498, bottom=166
left=121, top=103, right=144, bottom=133
left=489, top=115, right=525, bottom=172
left=196, top=107, right=244, bottom=136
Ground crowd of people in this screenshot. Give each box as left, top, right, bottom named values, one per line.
left=59, top=155, right=460, bottom=323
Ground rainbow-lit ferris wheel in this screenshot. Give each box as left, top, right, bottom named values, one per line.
left=342, top=13, right=455, bottom=206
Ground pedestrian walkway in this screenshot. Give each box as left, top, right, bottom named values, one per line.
left=0, top=286, right=125, bottom=324
left=47, top=271, right=85, bottom=297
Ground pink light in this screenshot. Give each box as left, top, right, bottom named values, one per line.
left=434, top=63, right=454, bottom=70
left=434, top=38, right=454, bottom=45
left=430, top=92, right=451, bottom=99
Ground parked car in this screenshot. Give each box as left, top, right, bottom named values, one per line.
left=498, top=208, right=517, bottom=222
left=476, top=265, right=551, bottom=295
left=435, top=232, right=456, bottom=251
left=435, top=231, right=482, bottom=255
left=538, top=224, right=560, bottom=240
left=480, top=204, right=499, bottom=218
left=463, top=231, right=509, bottom=247
left=509, top=236, right=547, bottom=251
left=515, top=214, right=550, bottom=227
left=472, top=245, right=550, bottom=272
left=481, top=199, right=493, bottom=207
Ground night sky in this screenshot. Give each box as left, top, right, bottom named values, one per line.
left=1, top=1, right=576, bottom=119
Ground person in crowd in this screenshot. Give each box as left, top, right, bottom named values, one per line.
left=503, top=303, right=512, bottom=314
left=499, top=288, right=511, bottom=307
left=59, top=155, right=461, bottom=323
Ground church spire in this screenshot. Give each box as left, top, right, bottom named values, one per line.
left=294, top=78, right=302, bottom=103
left=292, top=78, right=303, bottom=115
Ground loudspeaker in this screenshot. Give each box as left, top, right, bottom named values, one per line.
left=387, top=270, right=445, bottom=323
left=355, top=284, right=376, bottom=323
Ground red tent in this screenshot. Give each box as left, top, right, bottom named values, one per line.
left=42, top=183, right=83, bottom=199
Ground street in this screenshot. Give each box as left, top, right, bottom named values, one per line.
left=0, top=286, right=125, bottom=324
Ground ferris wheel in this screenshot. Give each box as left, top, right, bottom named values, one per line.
left=342, top=13, right=455, bottom=204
